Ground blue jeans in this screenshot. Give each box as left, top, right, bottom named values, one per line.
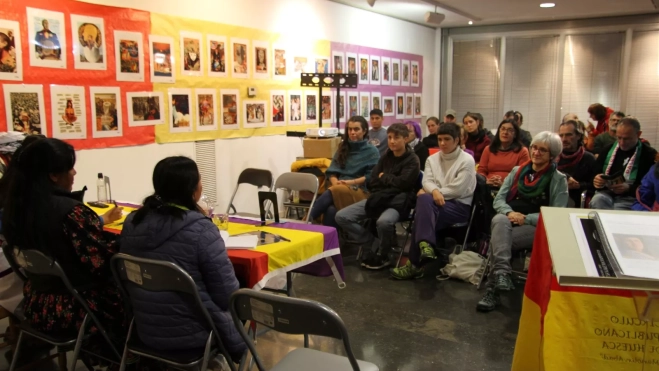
left=335, top=199, right=400, bottom=256
left=589, top=191, right=635, bottom=210
left=309, top=191, right=338, bottom=228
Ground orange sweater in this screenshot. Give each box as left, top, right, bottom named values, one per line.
left=477, top=146, right=530, bottom=180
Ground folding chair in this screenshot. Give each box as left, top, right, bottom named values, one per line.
left=6, top=248, right=121, bottom=371
left=276, top=172, right=319, bottom=223
left=229, top=289, right=378, bottom=371
left=227, top=168, right=274, bottom=217
left=110, top=253, right=238, bottom=371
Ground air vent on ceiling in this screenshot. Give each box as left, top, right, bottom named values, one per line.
left=194, top=140, right=217, bottom=204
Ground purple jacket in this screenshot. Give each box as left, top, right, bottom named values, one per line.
left=632, top=164, right=659, bottom=211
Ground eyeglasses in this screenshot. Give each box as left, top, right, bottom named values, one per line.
left=531, top=145, right=549, bottom=154
left=499, top=128, right=515, bottom=134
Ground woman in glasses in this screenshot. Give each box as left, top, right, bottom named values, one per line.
left=477, top=119, right=529, bottom=190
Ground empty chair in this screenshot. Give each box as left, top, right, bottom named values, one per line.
left=230, top=289, right=378, bottom=371
left=276, top=172, right=319, bottom=223
left=227, top=168, right=274, bottom=216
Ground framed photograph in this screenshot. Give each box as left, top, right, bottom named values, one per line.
left=70, top=14, right=105, bottom=70
left=405, top=93, right=414, bottom=118
left=288, top=90, right=303, bottom=125
left=332, top=51, right=344, bottom=74
left=383, top=96, right=394, bottom=117
left=392, top=58, right=400, bottom=86
left=402, top=59, right=410, bottom=87
left=359, top=92, right=370, bottom=118
left=305, top=91, right=318, bottom=124
left=338, top=92, right=346, bottom=123
left=231, top=37, right=249, bottom=78
left=273, top=45, right=287, bottom=79
left=371, top=92, right=382, bottom=111
left=346, top=52, right=357, bottom=75
left=3, top=84, right=47, bottom=135
left=348, top=91, right=358, bottom=119
left=396, top=92, right=405, bottom=119
left=414, top=93, right=422, bottom=118
left=270, top=90, right=286, bottom=127
left=220, top=89, right=240, bottom=130
left=315, top=56, right=329, bottom=73
left=114, top=31, right=144, bottom=82
left=126, top=91, right=164, bottom=126
left=168, top=88, right=193, bottom=133
left=321, top=92, right=332, bottom=124
left=27, top=8, right=66, bottom=69
left=195, top=88, right=217, bottom=131
left=180, top=31, right=203, bottom=77
left=90, top=86, right=122, bottom=138
left=0, top=20, right=23, bottom=81
left=149, top=35, right=175, bottom=83
left=252, top=40, right=269, bottom=79
left=293, top=56, right=309, bottom=74
left=411, top=60, right=420, bottom=87
left=370, top=56, right=380, bottom=85
left=243, top=100, right=267, bottom=128
left=358, top=54, right=369, bottom=85
left=381, top=57, right=391, bottom=86
left=207, top=34, right=227, bottom=78
left=51, top=85, right=86, bottom=139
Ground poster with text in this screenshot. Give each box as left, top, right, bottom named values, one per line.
left=220, top=89, right=240, bottom=130
left=243, top=100, right=267, bottom=128
left=50, top=85, right=86, bottom=139
left=71, top=14, right=106, bottom=71
left=270, top=90, right=286, bottom=127
left=288, top=90, right=303, bottom=125
left=149, top=35, right=175, bottom=83
left=253, top=40, right=269, bottom=79
left=115, top=31, right=144, bottom=82
left=0, top=20, right=23, bottom=81
left=196, top=88, right=217, bottom=131
left=26, top=8, right=66, bottom=69
left=90, top=86, right=122, bottom=138
left=169, top=88, right=193, bottom=133
left=3, top=84, right=46, bottom=135
left=127, top=91, right=164, bottom=126
left=273, top=45, right=287, bottom=80
left=207, top=34, right=227, bottom=78
left=180, top=31, right=203, bottom=77
left=231, top=37, right=249, bottom=78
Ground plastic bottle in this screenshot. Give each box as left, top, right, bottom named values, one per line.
left=97, top=173, right=107, bottom=202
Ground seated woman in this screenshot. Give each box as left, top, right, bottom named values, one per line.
left=120, top=156, right=246, bottom=362
left=463, top=112, right=494, bottom=163
left=477, top=119, right=530, bottom=189
left=406, top=120, right=430, bottom=167
left=632, top=163, right=659, bottom=211
left=422, top=116, right=440, bottom=148
left=309, top=116, right=379, bottom=227
left=456, top=123, right=475, bottom=158
left=391, top=123, right=476, bottom=279
left=477, top=132, right=568, bottom=312
left=2, top=138, right=124, bottom=336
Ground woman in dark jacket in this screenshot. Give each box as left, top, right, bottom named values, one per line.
left=120, top=156, right=245, bottom=363
left=463, top=112, right=494, bottom=163
left=405, top=120, right=429, bottom=168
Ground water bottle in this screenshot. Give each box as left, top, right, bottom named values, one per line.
left=97, top=173, right=107, bottom=202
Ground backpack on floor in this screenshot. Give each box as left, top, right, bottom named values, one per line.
left=436, top=250, right=485, bottom=285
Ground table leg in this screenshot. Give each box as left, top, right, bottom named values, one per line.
left=325, top=257, right=346, bottom=289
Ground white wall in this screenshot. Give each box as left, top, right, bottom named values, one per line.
left=77, top=0, right=438, bottom=212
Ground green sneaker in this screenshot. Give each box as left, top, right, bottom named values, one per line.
left=476, top=289, right=500, bottom=312
left=419, top=241, right=437, bottom=262
left=390, top=261, right=424, bottom=280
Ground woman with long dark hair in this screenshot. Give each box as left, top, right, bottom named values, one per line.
left=120, top=156, right=245, bottom=363
left=309, top=116, right=380, bottom=227
left=463, top=112, right=494, bottom=163
left=477, top=119, right=529, bottom=189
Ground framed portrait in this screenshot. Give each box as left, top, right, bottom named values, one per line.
left=396, top=92, right=405, bottom=119
left=126, top=91, right=164, bottom=126
left=305, top=91, right=318, bottom=124
left=26, top=8, right=66, bottom=69
left=70, top=14, right=105, bottom=71
left=382, top=96, right=394, bottom=117
left=270, top=90, right=286, bottom=127
left=195, top=88, right=217, bottom=131
left=411, top=60, right=420, bottom=87
left=332, top=51, right=344, bottom=74
left=315, top=56, right=329, bottom=74
left=207, top=34, right=227, bottom=78
left=293, top=56, right=309, bottom=74
left=288, top=90, right=303, bottom=125
left=370, top=55, right=380, bottom=85
left=231, top=37, right=249, bottom=78
left=180, top=31, right=203, bottom=77
left=243, top=100, right=267, bottom=128
left=114, top=31, right=144, bottom=82
left=414, top=93, right=422, bottom=118
left=253, top=40, right=269, bottom=79
left=149, top=35, right=175, bottom=84
left=50, top=85, right=86, bottom=139
left=402, top=59, right=410, bottom=87
left=168, top=88, right=193, bottom=133
left=359, top=92, right=370, bottom=118
left=3, top=84, right=47, bottom=135
left=346, top=52, right=357, bottom=75
left=0, top=20, right=23, bottom=81
left=391, top=58, right=401, bottom=86
left=338, top=92, right=346, bottom=124
left=371, top=92, right=382, bottom=111
left=381, top=57, right=391, bottom=86
left=220, top=89, right=240, bottom=130
left=273, top=45, right=287, bottom=79
left=321, top=92, right=332, bottom=125
left=90, top=86, right=122, bottom=138
left=358, top=54, right=369, bottom=85
left=347, top=91, right=358, bottom=119
left=405, top=93, right=414, bottom=118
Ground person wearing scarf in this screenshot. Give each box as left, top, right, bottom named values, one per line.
left=405, top=120, right=429, bottom=167
left=463, top=112, right=494, bottom=163
left=585, top=103, right=614, bottom=151
left=477, top=132, right=568, bottom=313
left=591, top=117, right=657, bottom=210
left=632, top=164, right=659, bottom=211
left=557, top=120, right=597, bottom=207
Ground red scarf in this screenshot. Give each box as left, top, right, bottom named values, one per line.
left=506, top=160, right=555, bottom=202
left=557, top=147, right=584, bottom=171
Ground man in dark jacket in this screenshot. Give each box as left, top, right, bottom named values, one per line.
left=590, top=117, right=657, bottom=210
left=336, top=123, right=420, bottom=270
left=557, top=120, right=597, bottom=207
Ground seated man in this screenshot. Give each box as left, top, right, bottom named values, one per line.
left=557, top=120, right=597, bottom=207
left=336, top=123, right=420, bottom=270
left=391, top=123, right=476, bottom=280
left=590, top=117, right=657, bottom=211
left=477, top=132, right=568, bottom=312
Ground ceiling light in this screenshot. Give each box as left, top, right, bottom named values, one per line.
left=540, top=3, right=555, bottom=8
left=468, top=21, right=473, bottom=25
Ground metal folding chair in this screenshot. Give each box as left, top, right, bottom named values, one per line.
left=276, top=172, right=319, bottom=223
left=230, top=289, right=378, bottom=371
left=110, top=253, right=238, bottom=371
left=227, top=168, right=274, bottom=217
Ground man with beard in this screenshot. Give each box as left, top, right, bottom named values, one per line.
left=557, top=120, right=596, bottom=207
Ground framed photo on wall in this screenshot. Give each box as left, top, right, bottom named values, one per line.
left=253, top=40, right=269, bottom=79
left=0, top=20, right=23, bottom=81
left=346, top=52, right=357, bottom=75
left=359, top=91, right=370, bottom=118
left=321, top=92, right=332, bottom=125
left=271, top=90, right=286, bottom=127
left=207, top=34, right=227, bottom=77
left=293, top=56, right=309, bottom=74
left=395, top=92, right=405, bottom=119
left=196, top=88, right=218, bottom=131
left=231, top=37, right=249, bottom=78
left=220, top=89, right=240, bottom=130
left=243, top=100, right=267, bottom=128
left=348, top=91, right=358, bottom=118
left=391, top=58, right=401, bottom=86
left=370, top=56, right=380, bottom=85
left=383, top=96, right=394, bottom=117
left=71, top=14, right=106, bottom=71
left=381, top=57, right=391, bottom=86
left=168, top=88, right=193, bottom=133
left=149, top=35, right=175, bottom=83
left=90, top=86, right=122, bottom=138
left=273, top=45, right=287, bottom=79
left=288, top=90, right=303, bottom=125
left=405, top=93, right=413, bottom=118
left=411, top=60, right=420, bottom=87
left=305, top=91, right=318, bottom=124
left=180, top=31, right=203, bottom=77
left=332, top=51, right=344, bottom=74
left=338, top=92, right=346, bottom=123
left=114, top=31, right=144, bottom=82
left=126, top=91, right=164, bottom=126
left=371, top=92, right=382, bottom=111
left=27, top=7, right=66, bottom=69
left=402, top=59, right=410, bottom=87
left=50, top=85, right=86, bottom=139
left=315, top=56, right=329, bottom=73
left=3, top=84, right=47, bottom=135
left=414, top=93, right=422, bottom=118
left=358, top=54, right=369, bottom=85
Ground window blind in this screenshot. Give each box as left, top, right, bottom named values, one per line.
left=626, top=30, right=659, bottom=146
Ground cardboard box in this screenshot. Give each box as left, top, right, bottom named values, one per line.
left=303, top=137, right=342, bottom=159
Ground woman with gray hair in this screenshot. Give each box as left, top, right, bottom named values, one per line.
left=477, top=131, right=568, bottom=312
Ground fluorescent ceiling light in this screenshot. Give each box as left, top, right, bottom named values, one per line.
left=540, top=3, right=556, bottom=8
left=468, top=21, right=473, bottom=25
